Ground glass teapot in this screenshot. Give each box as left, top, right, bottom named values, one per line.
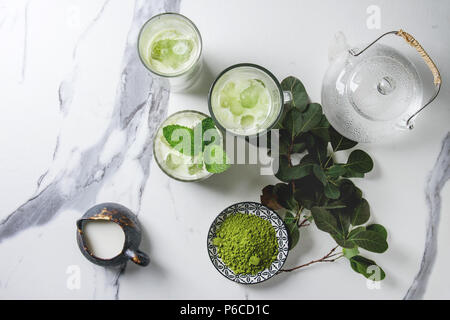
left=322, top=30, right=441, bottom=143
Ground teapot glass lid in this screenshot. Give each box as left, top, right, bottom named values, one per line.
left=345, top=44, right=422, bottom=122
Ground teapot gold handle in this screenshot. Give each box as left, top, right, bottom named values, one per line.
left=396, top=30, right=441, bottom=86
left=349, top=30, right=441, bottom=129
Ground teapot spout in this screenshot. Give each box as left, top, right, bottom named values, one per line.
left=328, top=32, right=350, bottom=62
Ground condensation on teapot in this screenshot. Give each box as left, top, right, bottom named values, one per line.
left=321, top=31, right=424, bottom=143
left=328, top=32, right=350, bottom=63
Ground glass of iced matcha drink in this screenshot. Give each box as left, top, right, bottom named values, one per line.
left=153, top=110, right=229, bottom=182
left=208, top=64, right=289, bottom=137
left=138, top=13, right=202, bottom=91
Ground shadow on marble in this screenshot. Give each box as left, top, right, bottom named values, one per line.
left=125, top=221, right=160, bottom=272
left=281, top=225, right=315, bottom=267
left=181, top=59, right=216, bottom=97
left=122, top=225, right=170, bottom=296
left=197, top=164, right=275, bottom=194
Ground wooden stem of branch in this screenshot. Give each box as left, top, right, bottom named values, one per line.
left=280, top=246, right=341, bottom=273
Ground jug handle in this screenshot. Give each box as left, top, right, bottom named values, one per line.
left=126, top=249, right=150, bottom=267
left=349, top=30, right=441, bottom=129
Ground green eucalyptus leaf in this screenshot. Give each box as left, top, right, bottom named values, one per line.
left=350, top=256, right=386, bottom=281
left=329, top=126, right=358, bottom=151
left=332, top=233, right=356, bottom=248
left=339, top=179, right=363, bottom=210
left=343, top=247, right=360, bottom=259
left=284, top=103, right=323, bottom=138
left=313, top=164, right=327, bottom=186
left=260, top=185, right=283, bottom=210
left=310, top=115, right=330, bottom=142
left=366, top=224, right=388, bottom=240
left=284, top=212, right=300, bottom=250
left=292, top=142, right=307, bottom=153
left=275, top=156, right=314, bottom=182
left=350, top=230, right=388, bottom=253
left=274, top=183, right=299, bottom=211
left=284, top=211, right=296, bottom=224
left=335, top=210, right=350, bottom=237
left=326, top=164, right=346, bottom=178
left=306, top=138, right=328, bottom=166
left=278, top=139, right=291, bottom=156
left=338, top=179, right=359, bottom=199
left=288, top=224, right=300, bottom=250
left=324, top=182, right=340, bottom=200
left=350, top=198, right=370, bottom=226
left=343, top=168, right=365, bottom=178
left=275, top=130, right=292, bottom=155
left=347, top=226, right=366, bottom=239
left=303, top=132, right=316, bottom=149
left=294, top=188, right=316, bottom=210
left=311, top=207, right=341, bottom=235
left=300, top=153, right=316, bottom=165
left=299, top=103, right=323, bottom=133
left=321, top=200, right=346, bottom=210
left=295, top=174, right=323, bottom=191
left=261, top=77, right=388, bottom=278
left=285, top=108, right=303, bottom=138
left=346, top=150, right=374, bottom=174
left=281, top=76, right=309, bottom=111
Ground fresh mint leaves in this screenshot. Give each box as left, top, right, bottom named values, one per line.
left=204, top=144, right=231, bottom=173
left=195, top=117, right=221, bottom=150
left=162, top=117, right=230, bottom=174
left=261, top=76, right=388, bottom=281
left=163, top=124, right=194, bottom=156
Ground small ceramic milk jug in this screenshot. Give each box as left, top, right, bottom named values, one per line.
left=76, top=203, right=150, bottom=267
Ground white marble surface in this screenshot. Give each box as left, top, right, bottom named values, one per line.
left=0, top=0, right=449, bottom=300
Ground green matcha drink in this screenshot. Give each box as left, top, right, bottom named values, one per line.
left=138, top=13, right=202, bottom=91
left=209, top=64, right=285, bottom=136
left=153, top=110, right=228, bottom=182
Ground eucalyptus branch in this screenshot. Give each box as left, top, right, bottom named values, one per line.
left=279, top=246, right=340, bottom=273
left=295, top=206, right=303, bottom=219
left=323, top=149, right=335, bottom=168
left=261, top=76, right=388, bottom=281
left=297, top=217, right=310, bottom=228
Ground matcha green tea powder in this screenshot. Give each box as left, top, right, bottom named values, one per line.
left=213, top=213, right=279, bottom=275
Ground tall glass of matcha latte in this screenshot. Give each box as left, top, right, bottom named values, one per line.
left=208, top=64, right=289, bottom=137
left=138, top=13, right=202, bottom=91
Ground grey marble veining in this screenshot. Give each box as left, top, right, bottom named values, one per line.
left=1, top=0, right=448, bottom=300
left=0, top=0, right=180, bottom=298
left=404, top=133, right=450, bottom=300
left=72, top=0, right=111, bottom=60
left=59, top=0, right=113, bottom=116
left=0, top=0, right=177, bottom=241
left=19, top=0, right=29, bottom=83
left=93, top=265, right=126, bottom=300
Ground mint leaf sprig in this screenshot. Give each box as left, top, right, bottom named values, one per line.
left=162, top=117, right=230, bottom=174
left=262, top=76, right=387, bottom=281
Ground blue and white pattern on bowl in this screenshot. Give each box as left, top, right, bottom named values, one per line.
left=207, top=201, right=289, bottom=284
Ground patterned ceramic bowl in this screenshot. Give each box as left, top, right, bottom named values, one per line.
left=207, top=201, right=289, bottom=284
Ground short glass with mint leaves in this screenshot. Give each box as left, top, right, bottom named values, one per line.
left=153, top=110, right=229, bottom=182
left=138, top=13, right=202, bottom=92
